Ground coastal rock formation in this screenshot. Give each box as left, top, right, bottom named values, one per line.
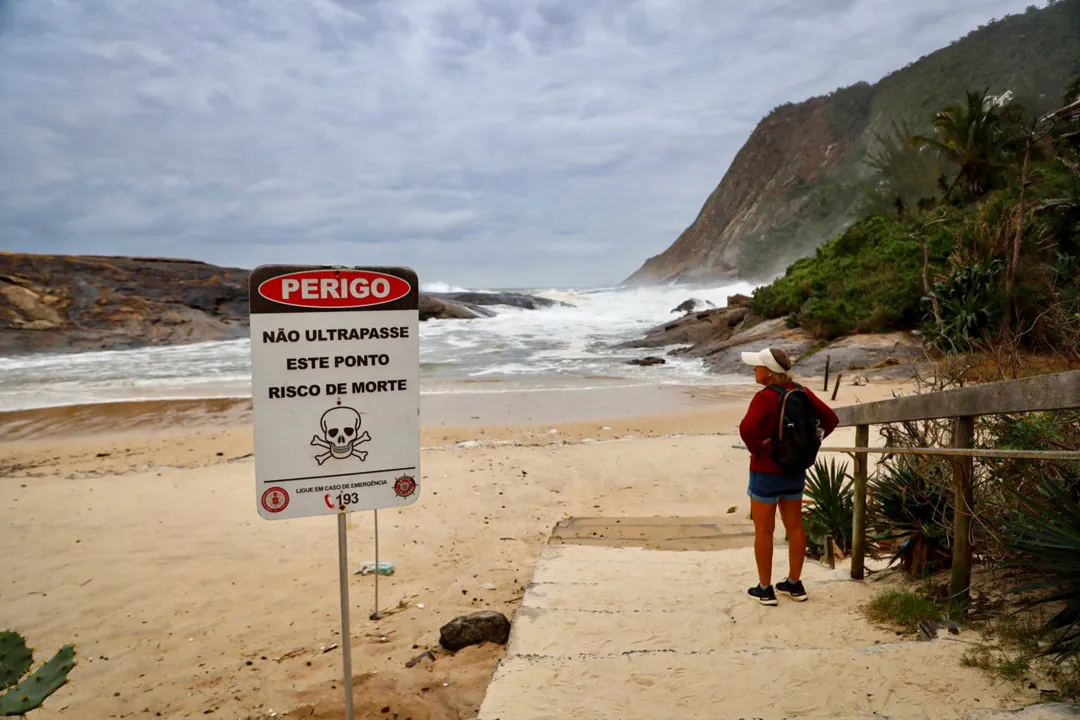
left=626, top=356, right=665, bottom=366
left=619, top=305, right=751, bottom=350
left=622, top=293, right=921, bottom=378
left=430, top=292, right=570, bottom=311
left=793, top=332, right=923, bottom=380
left=0, top=252, right=558, bottom=355
left=624, top=2, right=1080, bottom=283
left=0, top=253, right=249, bottom=355
left=418, top=295, right=495, bottom=321
left=670, top=298, right=714, bottom=314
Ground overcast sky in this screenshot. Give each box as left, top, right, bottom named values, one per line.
left=0, top=0, right=1040, bottom=289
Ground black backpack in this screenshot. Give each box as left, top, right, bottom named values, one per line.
left=766, top=383, right=822, bottom=474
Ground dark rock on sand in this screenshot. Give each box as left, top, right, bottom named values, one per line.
left=627, top=356, right=666, bottom=366
left=438, top=610, right=512, bottom=652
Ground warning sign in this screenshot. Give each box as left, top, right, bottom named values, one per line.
left=249, top=265, right=421, bottom=520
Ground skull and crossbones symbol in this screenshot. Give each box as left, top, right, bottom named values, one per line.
left=311, top=406, right=371, bottom=465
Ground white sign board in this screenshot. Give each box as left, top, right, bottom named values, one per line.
left=248, top=265, right=420, bottom=520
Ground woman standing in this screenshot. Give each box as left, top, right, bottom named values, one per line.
left=738, top=347, right=838, bottom=606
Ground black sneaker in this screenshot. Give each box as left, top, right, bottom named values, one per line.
left=747, top=584, right=778, bottom=606
left=776, top=578, right=807, bottom=602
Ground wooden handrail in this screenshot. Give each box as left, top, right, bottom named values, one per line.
left=731, top=444, right=1080, bottom=461
left=833, top=370, right=1080, bottom=427
left=750, top=370, right=1080, bottom=606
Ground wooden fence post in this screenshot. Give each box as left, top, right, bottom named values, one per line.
left=824, top=355, right=831, bottom=392
left=851, top=424, right=870, bottom=580
left=950, top=416, right=976, bottom=610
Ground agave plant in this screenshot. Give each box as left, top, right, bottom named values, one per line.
left=804, top=458, right=855, bottom=555
left=1004, top=475, right=1080, bottom=661
left=868, top=458, right=954, bottom=578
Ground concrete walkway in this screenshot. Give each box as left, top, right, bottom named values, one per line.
left=477, top=518, right=1077, bottom=720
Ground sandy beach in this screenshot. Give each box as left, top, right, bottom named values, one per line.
left=2, top=377, right=1006, bottom=720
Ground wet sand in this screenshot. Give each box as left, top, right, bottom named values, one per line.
left=1, top=378, right=917, bottom=719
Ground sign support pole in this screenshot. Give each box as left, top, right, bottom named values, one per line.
left=372, top=510, right=381, bottom=620
left=337, top=511, right=356, bottom=720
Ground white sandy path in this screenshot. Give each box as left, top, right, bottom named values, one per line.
left=478, top=544, right=1057, bottom=720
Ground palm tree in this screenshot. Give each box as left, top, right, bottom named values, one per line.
left=909, top=88, right=1024, bottom=200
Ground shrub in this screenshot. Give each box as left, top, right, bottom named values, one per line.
left=750, top=215, right=953, bottom=340
left=804, top=458, right=855, bottom=555
left=1003, top=474, right=1080, bottom=661
left=868, top=458, right=954, bottom=578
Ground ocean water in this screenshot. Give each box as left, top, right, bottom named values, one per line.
left=0, top=281, right=758, bottom=412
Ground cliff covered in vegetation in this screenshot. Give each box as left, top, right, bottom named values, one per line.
left=626, top=0, right=1080, bottom=284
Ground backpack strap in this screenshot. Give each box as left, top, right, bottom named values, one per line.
left=765, top=384, right=791, bottom=441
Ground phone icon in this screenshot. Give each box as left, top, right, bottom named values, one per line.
left=324, top=494, right=334, bottom=509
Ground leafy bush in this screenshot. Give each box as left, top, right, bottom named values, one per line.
left=804, top=458, right=855, bottom=554
left=751, top=215, right=953, bottom=339
left=868, top=459, right=954, bottom=578
left=922, top=259, right=1005, bottom=351
left=1004, top=475, right=1080, bottom=661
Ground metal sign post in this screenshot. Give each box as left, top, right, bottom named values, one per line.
left=372, top=510, right=382, bottom=620
left=337, top=511, right=355, bottom=720
left=248, top=265, right=421, bottom=720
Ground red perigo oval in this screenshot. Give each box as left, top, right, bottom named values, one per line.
left=257, top=269, right=411, bottom=309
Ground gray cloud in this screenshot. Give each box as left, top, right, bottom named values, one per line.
left=0, top=0, right=1040, bottom=288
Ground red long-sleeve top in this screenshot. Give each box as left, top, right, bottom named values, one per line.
left=739, top=383, right=840, bottom=474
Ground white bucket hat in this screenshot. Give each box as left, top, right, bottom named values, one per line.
left=741, top=347, right=787, bottom=374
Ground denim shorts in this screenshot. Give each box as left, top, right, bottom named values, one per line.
left=748, top=470, right=806, bottom=504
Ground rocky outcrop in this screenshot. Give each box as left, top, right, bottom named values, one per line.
left=429, top=292, right=570, bottom=311
left=0, top=253, right=250, bottom=355
left=0, top=252, right=557, bottom=355
left=671, top=298, right=715, bottom=314
left=626, top=356, right=665, bottom=366
left=793, top=332, right=923, bottom=380
left=621, top=293, right=921, bottom=378
left=418, top=295, right=495, bottom=321
left=624, top=2, right=1080, bottom=283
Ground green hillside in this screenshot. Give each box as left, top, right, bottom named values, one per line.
left=748, top=0, right=1080, bottom=276
left=627, top=0, right=1080, bottom=284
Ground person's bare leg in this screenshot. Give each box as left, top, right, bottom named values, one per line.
left=750, top=499, right=777, bottom=586
left=778, top=498, right=806, bottom=582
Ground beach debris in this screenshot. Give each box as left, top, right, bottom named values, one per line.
left=272, top=648, right=306, bottom=663
left=405, top=650, right=436, bottom=668
left=918, top=620, right=960, bottom=641
left=320, top=644, right=338, bottom=654
left=482, top=582, right=497, bottom=590
left=626, top=356, right=665, bottom=366
left=355, top=561, right=395, bottom=576
left=726, top=506, right=737, bottom=514
left=439, top=610, right=511, bottom=651
left=0, top=630, right=76, bottom=716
